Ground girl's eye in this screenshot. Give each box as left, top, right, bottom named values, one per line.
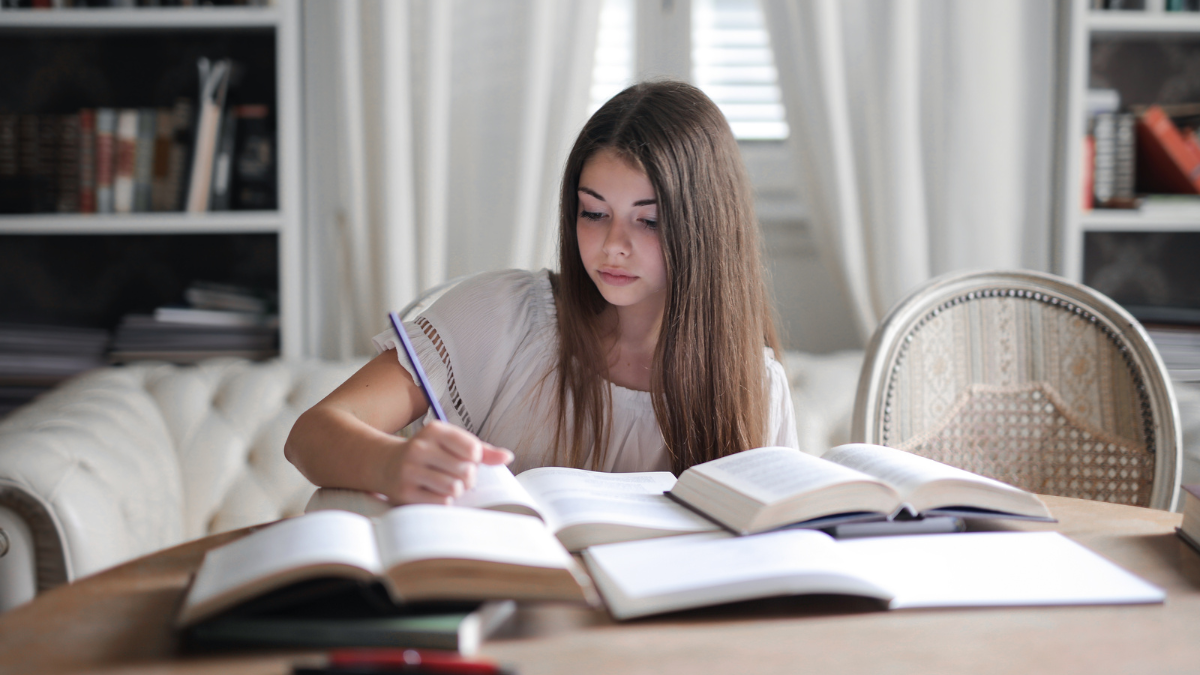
left=641, top=219, right=658, bottom=230
left=580, top=210, right=605, bottom=221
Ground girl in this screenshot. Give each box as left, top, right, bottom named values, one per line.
left=285, top=80, right=798, bottom=505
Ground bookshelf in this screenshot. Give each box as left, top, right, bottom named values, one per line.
left=1057, top=0, right=1200, bottom=380
left=1057, top=1, right=1200, bottom=294
left=0, top=1, right=305, bottom=359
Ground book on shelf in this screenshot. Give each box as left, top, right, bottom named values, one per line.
left=175, top=505, right=596, bottom=629
left=113, top=108, right=138, bottom=214
left=1092, top=111, right=1137, bottom=209
left=184, top=280, right=273, bottom=313
left=165, top=98, right=194, bottom=211
left=56, top=113, right=80, bottom=213
left=153, top=306, right=279, bottom=329
left=183, top=593, right=515, bottom=655
left=109, top=313, right=278, bottom=363
left=1177, top=484, right=1200, bottom=554
left=132, top=107, right=156, bottom=212
left=666, top=443, right=1054, bottom=535
left=0, top=322, right=109, bottom=392
left=150, top=107, right=174, bottom=212
left=1136, top=104, right=1200, bottom=194
left=309, top=465, right=724, bottom=553
left=186, top=57, right=233, bottom=213
left=95, top=108, right=116, bottom=213
left=0, top=114, right=21, bottom=214
left=208, top=102, right=237, bottom=211
left=78, top=109, right=96, bottom=214
left=231, top=104, right=276, bottom=210
left=582, top=528, right=1165, bottom=620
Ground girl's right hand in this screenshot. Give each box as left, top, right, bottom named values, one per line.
left=379, top=420, right=514, bottom=505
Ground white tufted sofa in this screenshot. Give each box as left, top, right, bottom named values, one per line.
left=0, top=357, right=363, bottom=612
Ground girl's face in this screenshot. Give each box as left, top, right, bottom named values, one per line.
left=576, top=149, right=667, bottom=315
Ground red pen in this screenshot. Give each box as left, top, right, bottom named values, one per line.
left=293, top=648, right=514, bottom=675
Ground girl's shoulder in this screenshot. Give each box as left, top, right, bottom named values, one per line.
left=432, top=268, right=556, bottom=320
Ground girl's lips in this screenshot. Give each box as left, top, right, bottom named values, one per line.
left=598, top=269, right=638, bottom=286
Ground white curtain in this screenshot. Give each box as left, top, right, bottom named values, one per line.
left=763, top=0, right=1058, bottom=342
left=301, top=0, right=601, bottom=359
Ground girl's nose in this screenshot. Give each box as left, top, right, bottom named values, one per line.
left=602, top=218, right=632, bottom=256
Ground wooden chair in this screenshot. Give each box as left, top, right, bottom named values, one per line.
left=851, top=269, right=1182, bottom=510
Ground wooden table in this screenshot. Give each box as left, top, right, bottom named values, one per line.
left=1, top=495, right=1197, bottom=675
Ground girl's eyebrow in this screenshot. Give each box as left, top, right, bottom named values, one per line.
left=578, top=187, right=657, bottom=207
left=578, top=187, right=605, bottom=201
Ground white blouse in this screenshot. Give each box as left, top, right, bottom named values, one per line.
left=373, top=269, right=798, bottom=474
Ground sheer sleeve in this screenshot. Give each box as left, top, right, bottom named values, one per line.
left=372, top=269, right=555, bottom=435
left=765, top=348, right=800, bottom=449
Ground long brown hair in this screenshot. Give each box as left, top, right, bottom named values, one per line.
left=552, top=80, right=781, bottom=475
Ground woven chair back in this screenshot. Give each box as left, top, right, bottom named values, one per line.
left=852, top=270, right=1181, bottom=510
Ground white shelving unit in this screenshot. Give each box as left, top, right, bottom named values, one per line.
left=1056, top=0, right=1200, bottom=282
left=0, top=1, right=306, bottom=358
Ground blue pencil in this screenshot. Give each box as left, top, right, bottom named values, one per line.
left=388, top=311, right=448, bottom=422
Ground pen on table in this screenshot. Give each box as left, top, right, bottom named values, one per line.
left=293, top=646, right=515, bottom=675
left=389, top=311, right=448, bottom=422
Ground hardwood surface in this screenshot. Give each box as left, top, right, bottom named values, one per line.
left=0, top=495, right=1196, bottom=675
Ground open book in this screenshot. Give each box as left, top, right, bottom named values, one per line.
left=177, top=505, right=595, bottom=628
left=667, top=443, right=1054, bottom=535
left=308, top=465, right=722, bottom=552
left=583, top=529, right=1165, bottom=620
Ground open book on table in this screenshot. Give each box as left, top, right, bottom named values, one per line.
left=667, top=443, right=1055, bottom=535
left=308, top=465, right=722, bottom=552
left=177, top=505, right=596, bottom=628
left=582, top=529, right=1165, bottom=620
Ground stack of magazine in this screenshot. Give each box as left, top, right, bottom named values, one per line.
left=110, top=281, right=278, bottom=364
left=0, top=323, right=109, bottom=417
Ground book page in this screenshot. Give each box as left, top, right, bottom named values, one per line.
left=822, top=443, right=1025, bottom=502
left=689, top=446, right=882, bottom=504
left=453, top=463, right=542, bottom=518
left=583, top=529, right=894, bottom=620
left=840, top=531, right=1164, bottom=608
left=374, top=504, right=573, bottom=571
left=515, top=467, right=716, bottom=534
left=179, top=510, right=382, bottom=626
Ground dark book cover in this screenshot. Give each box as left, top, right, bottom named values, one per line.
left=57, top=113, right=80, bottom=214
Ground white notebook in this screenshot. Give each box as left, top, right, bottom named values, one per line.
left=583, top=530, right=1165, bottom=620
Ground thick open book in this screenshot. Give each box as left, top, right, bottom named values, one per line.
left=583, top=529, right=1165, bottom=620
left=308, top=465, right=722, bottom=552
left=177, top=505, right=595, bottom=628
left=667, top=443, right=1054, bottom=535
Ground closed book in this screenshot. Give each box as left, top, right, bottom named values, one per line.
left=183, top=596, right=515, bottom=656
left=113, top=109, right=138, bottom=213
left=34, top=114, right=58, bottom=213
left=208, top=103, right=236, bottom=211
left=56, top=113, right=80, bottom=213
left=150, top=108, right=174, bottom=211
left=0, top=113, right=22, bottom=214
left=186, top=58, right=233, bottom=212
left=165, top=98, right=194, bottom=211
left=132, top=108, right=156, bottom=212
left=95, top=108, right=116, bottom=213
left=1136, top=104, right=1200, bottom=194
left=1093, top=112, right=1116, bottom=205
left=78, top=109, right=96, bottom=213
left=231, top=104, right=275, bottom=210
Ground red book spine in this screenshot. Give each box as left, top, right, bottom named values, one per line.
left=78, top=109, right=96, bottom=214
left=1136, top=105, right=1200, bottom=194
left=95, top=109, right=116, bottom=214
